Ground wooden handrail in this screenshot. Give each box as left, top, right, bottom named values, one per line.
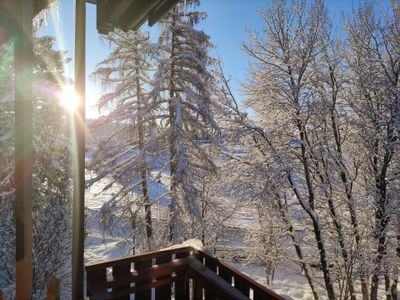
left=85, top=246, right=192, bottom=271
left=85, top=246, right=192, bottom=299
left=99, top=257, right=189, bottom=289
left=85, top=245, right=284, bottom=300
left=188, top=259, right=249, bottom=300
left=195, top=250, right=285, bottom=300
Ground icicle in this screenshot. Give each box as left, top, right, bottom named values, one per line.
left=33, top=0, right=60, bottom=31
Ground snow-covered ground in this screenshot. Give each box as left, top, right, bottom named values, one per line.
left=85, top=172, right=130, bottom=263
left=84, top=171, right=322, bottom=299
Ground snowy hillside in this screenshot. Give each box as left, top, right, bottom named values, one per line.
left=84, top=169, right=324, bottom=300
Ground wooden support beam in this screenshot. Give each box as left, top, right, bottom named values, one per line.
left=72, top=0, right=86, bottom=299
left=95, top=0, right=180, bottom=34
left=188, top=260, right=248, bottom=300
left=14, top=0, right=33, bottom=298
left=148, top=0, right=179, bottom=26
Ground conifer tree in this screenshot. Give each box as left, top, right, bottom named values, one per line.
left=151, top=0, right=219, bottom=243
left=91, top=29, right=159, bottom=252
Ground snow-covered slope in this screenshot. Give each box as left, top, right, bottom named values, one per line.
left=84, top=170, right=322, bottom=300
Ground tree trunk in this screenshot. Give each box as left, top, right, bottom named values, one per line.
left=134, top=43, right=153, bottom=251
left=200, top=187, right=206, bottom=245
left=391, top=279, right=398, bottom=300
left=320, top=153, right=356, bottom=300
left=168, top=14, right=178, bottom=243
left=386, top=275, right=393, bottom=300
left=141, top=169, right=152, bottom=250
left=329, top=101, right=369, bottom=300
left=294, top=120, right=336, bottom=300
left=312, top=218, right=336, bottom=300
left=275, top=194, right=319, bottom=300
left=392, top=234, right=400, bottom=300
left=370, top=148, right=392, bottom=300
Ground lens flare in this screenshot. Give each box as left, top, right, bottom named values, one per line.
left=59, top=85, right=80, bottom=112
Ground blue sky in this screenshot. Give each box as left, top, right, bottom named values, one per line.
left=37, top=0, right=389, bottom=118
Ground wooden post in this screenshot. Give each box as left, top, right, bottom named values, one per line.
left=47, top=277, right=60, bottom=300
left=72, top=0, right=86, bottom=299
left=134, top=259, right=152, bottom=300
left=155, top=255, right=172, bottom=299
left=175, top=251, right=190, bottom=300
left=14, top=0, right=33, bottom=298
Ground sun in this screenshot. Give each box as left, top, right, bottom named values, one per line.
left=59, top=85, right=80, bottom=112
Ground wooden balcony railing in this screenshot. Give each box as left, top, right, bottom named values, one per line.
left=85, top=245, right=284, bottom=300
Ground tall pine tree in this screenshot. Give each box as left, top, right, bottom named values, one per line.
left=152, top=0, right=219, bottom=243
left=91, top=29, right=160, bottom=252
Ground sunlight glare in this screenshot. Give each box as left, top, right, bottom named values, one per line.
left=59, top=85, right=80, bottom=112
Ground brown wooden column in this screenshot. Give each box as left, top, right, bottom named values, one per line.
left=72, top=0, right=86, bottom=298
left=14, top=0, right=33, bottom=298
